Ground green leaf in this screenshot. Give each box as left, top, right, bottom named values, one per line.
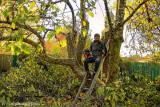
left=47, top=31, right=55, bottom=39
left=0, top=96, right=6, bottom=103
left=42, top=10, right=48, bottom=14
left=5, top=42, right=12, bottom=47
left=114, top=94, right=118, bottom=101
left=12, top=45, right=21, bottom=54
left=88, top=11, right=94, bottom=17
left=6, top=47, right=11, bottom=52
left=53, top=45, right=60, bottom=53
left=20, top=18, right=26, bottom=23
left=29, top=17, right=36, bottom=21
left=91, top=1, right=95, bottom=6
left=50, top=4, right=55, bottom=10
left=19, top=36, right=23, bottom=42
left=38, top=25, right=45, bottom=32
left=21, top=43, right=26, bottom=49
left=23, top=6, right=28, bottom=13
left=25, top=0, right=28, bottom=4
left=79, top=12, right=83, bottom=19
left=12, top=18, right=18, bottom=23
left=21, top=44, right=30, bottom=54
left=18, top=0, right=24, bottom=4
left=30, top=1, right=35, bottom=9
left=55, top=8, right=60, bottom=12
left=27, top=84, right=36, bottom=93
left=63, top=20, right=66, bottom=24
left=8, top=7, right=12, bottom=12
left=37, top=46, right=43, bottom=52
left=86, top=9, right=90, bottom=12
left=3, top=10, right=8, bottom=18
left=17, top=30, right=22, bottom=36
left=53, top=12, right=57, bottom=16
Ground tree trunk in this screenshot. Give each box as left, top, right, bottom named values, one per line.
left=103, top=29, right=124, bottom=84
left=103, top=0, right=126, bottom=84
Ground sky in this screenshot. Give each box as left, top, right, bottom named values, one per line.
left=87, top=0, right=116, bottom=37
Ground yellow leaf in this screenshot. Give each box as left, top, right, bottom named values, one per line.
left=82, top=21, right=86, bottom=26
left=16, top=31, right=18, bottom=35
left=88, top=11, right=94, bottom=17
left=25, top=0, right=28, bottom=4
left=56, top=26, right=62, bottom=34
left=30, top=1, right=35, bottom=9
left=61, top=40, right=67, bottom=47
left=80, top=92, right=85, bottom=98
left=108, top=96, right=111, bottom=100
left=155, top=53, right=158, bottom=56
left=12, top=23, right=15, bottom=29
left=83, top=29, right=87, bottom=37
left=36, top=16, right=40, bottom=21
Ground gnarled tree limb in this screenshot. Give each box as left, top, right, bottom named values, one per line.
left=103, top=0, right=113, bottom=30
left=0, top=36, right=38, bottom=48
left=0, top=20, right=46, bottom=53
left=115, top=0, right=149, bottom=30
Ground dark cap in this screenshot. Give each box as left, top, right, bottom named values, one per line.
left=94, top=33, right=100, bottom=37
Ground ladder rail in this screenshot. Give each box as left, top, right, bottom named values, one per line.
left=71, top=59, right=104, bottom=107
left=71, top=73, right=87, bottom=107
left=82, top=59, right=104, bottom=105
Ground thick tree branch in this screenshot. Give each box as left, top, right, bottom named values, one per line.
left=40, top=54, right=76, bottom=67
left=103, top=0, right=113, bottom=30
left=0, top=36, right=38, bottom=48
left=0, top=20, right=46, bottom=53
left=145, top=3, right=152, bottom=23
left=114, top=0, right=149, bottom=31
left=121, top=0, right=149, bottom=27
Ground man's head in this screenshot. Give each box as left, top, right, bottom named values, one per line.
left=94, top=33, right=100, bottom=41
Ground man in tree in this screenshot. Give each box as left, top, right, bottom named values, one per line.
left=83, top=33, right=107, bottom=79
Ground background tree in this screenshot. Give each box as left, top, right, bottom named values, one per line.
left=102, top=0, right=159, bottom=84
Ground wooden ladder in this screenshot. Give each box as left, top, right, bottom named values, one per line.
left=71, top=59, right=104, bottom=107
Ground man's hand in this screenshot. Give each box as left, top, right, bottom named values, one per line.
left=98, top=56, right=103, bottom=59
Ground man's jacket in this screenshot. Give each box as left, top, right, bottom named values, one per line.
left=90, top=40, right=107, bottom=58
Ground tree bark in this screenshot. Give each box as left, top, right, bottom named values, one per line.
left=102, top=0, right=149, bottom=85
left=103, top=0, right=126, bottom=84
left=76, top=0, right=88, bottom=65
left=103, top=29, right=124, bottom=84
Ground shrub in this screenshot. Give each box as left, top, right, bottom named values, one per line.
left=122, top=58, right=133, bottom=72
left=0, top=52, right=80, bottom=105
left=95, top=72, right=160, bottom=107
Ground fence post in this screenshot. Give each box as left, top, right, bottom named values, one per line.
left=13, top=54, right=18, bottom=67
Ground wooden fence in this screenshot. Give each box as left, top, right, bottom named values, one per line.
left=0, top=54, right=13, bottom=71
left=129, top=63, right=160, bottom=81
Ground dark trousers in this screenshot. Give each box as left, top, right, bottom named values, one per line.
left=83, top=57, right=101, bottom=73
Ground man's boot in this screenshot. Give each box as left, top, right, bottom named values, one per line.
left=92, top=72, right=96, bottom=79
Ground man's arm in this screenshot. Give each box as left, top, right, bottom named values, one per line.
left=90, top=42, right=92, bottom=52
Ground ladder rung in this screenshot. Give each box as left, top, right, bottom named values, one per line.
left=83, top=87, right=89, bottom=90
left=86, top=78, right=92, bottom=80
